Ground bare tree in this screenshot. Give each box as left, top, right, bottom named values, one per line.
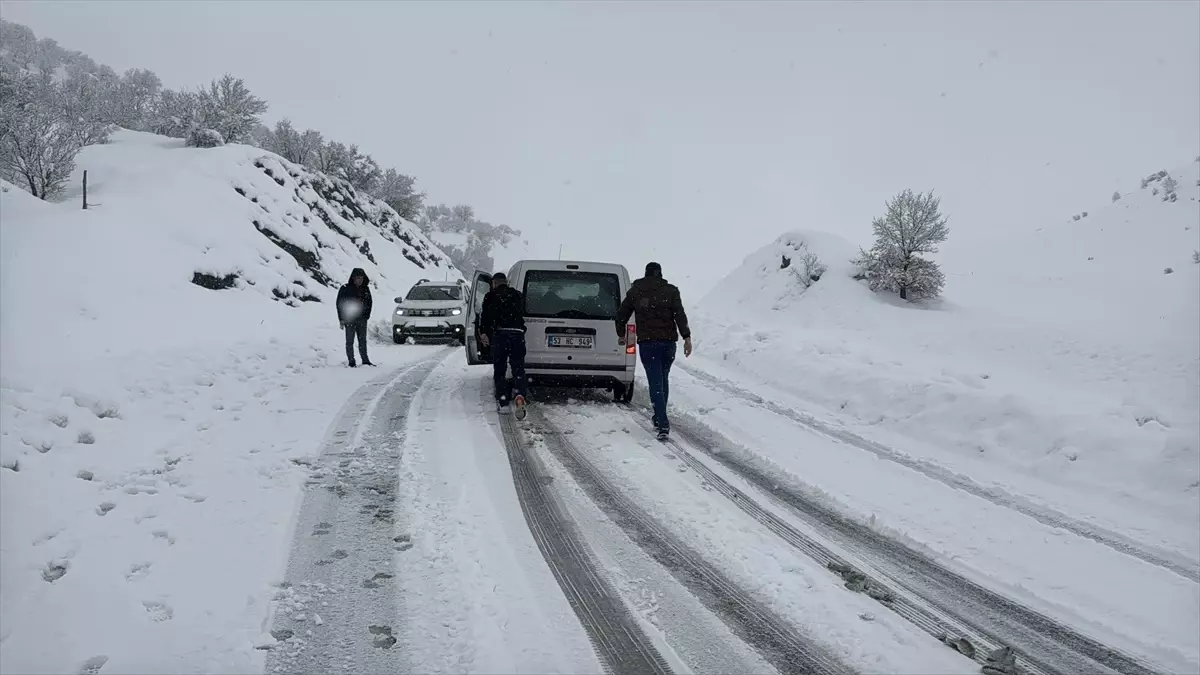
left=371, top=167, right=424, bottom=221
left=0, top=71, right=81, bottom=199
left=260, top=118, right=321, bottom=165
left=113, top=68, right=162, bottom=130
left=195, top=74, right=267, bottom=144
left=852, top=188, right=950, bottom=301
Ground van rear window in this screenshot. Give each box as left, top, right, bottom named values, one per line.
left=523, top=270, right=622, bottom=321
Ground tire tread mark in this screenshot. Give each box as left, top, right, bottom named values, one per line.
left=531, top=406, right=854, bottom=675
left=679, top=364, right=1200, bottom=586
left=644, top=404, right=1166, bottom=675
left=494, top=389, right=674, bottom=675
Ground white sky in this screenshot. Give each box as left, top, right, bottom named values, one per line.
left=5, top=0, right=1198, bottom=298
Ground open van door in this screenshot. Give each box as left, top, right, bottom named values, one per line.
left=464, top=270, right=492, bottom=365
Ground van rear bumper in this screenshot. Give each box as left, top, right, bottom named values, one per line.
left=523, top=363, right=634, bottom=389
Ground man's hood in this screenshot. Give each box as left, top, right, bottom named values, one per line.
left=347, top=268, right=370, bottom=286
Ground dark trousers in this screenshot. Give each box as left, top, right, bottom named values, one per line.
left=492, top=330, right=528, bottom=403
left=639, top=340, right=677, bottom=430
left=344, top=321, right=368, bottom=363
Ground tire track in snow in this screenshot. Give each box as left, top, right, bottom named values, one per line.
left=493, top=388, right=675, bottom=675
left=678, top=363, right=1200, bottom=585
left=621, top=404, right=1166, bottom=675
left=528, top=405, right=854, bottom=675
left=263, top=353, right=445, bottom=674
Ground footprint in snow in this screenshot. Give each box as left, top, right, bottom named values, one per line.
left=126, top=563, right=151, bottom=581
left=151, top=529, right=175, bottom=545
left=362, top=572, right=394, bottom=588
left=43, top=561, right=69, bottom=583
left=142, top=601, right=173, bottom=622
left=368, top=625, right=396, bottom=649
left=331, top=549, right=349, bottom=559
left=393, top=534, right=413, bottom=552
left=78, top=655, right=109, bottom=674
left=96, top=502, right=116, bottom=516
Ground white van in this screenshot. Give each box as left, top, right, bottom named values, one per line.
left=464, top=260, right=638, bottom=402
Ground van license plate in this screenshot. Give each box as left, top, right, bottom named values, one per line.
left=548, top=335, right=593, bottom=348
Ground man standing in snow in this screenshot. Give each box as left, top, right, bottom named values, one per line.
left=479, top=272, right=528, bottom=416
left=336, top=268, right=374, bottom=367
left=616, top=262, right=692, bottom=440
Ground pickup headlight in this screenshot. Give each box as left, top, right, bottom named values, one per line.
left=395, top=308, right=406, bottom=315
left=451, top=308, right=462, bottom=316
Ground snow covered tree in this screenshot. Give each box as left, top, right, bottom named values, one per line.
left=148, top=88, right=200, bottom=138
left=112, top=68, right=162, bottom=130
left=371, top=168, right=424, bottom=221
left=260, top=118, right=322, bottom=165
left=343, top=145, right=382, bottom=193
left=194, top=74, right=267, bottom=144
left=1112, top=191, right=1121, bottom=203
left=1193, top=250, right=1200, bottom=264
left=313, top=140, right=351, bottom=177
left=59, top=62, right=118, bottom=147
left=0, top=71, right=81, bottom=199
left=852, top=188, right=949, bottom=301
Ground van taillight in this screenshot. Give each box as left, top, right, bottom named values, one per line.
left=625, top=324, right=636, bottom=354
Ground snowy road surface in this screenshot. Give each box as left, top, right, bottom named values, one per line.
left=257, top=349, right=1189, bottom=675
left=8, top=341, right=1184, bottom=674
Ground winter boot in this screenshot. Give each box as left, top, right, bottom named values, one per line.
left=348, top=360, right=357, bottom=368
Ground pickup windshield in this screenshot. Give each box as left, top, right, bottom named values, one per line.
left=523, top=270, right=622, bottom=320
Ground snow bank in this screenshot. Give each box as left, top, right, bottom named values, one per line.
left=0, top=131, right=456, bottom=673
left=692, top=162, right=1200, bottom=560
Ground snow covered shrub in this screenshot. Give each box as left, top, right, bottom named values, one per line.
left=1162, top=176, right=1178, bottom=201
left=1112, top=191, right=1121, bottom=202
left=1164, top=267, right=1174, bottom=275
left=799, top=251, right=826, bottom=283
left=1192, top=250, right=1199, bottom=264
left=186, top=127, right=225, bottom=148
left=852, top=188, right=949, bottom=301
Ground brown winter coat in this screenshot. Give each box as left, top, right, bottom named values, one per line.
left=615, top=276, right=691, bottom=343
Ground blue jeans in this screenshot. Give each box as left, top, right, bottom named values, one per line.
left=492, top=330, right=528, bottom=403
left=639, top=340, right=677, bottom=431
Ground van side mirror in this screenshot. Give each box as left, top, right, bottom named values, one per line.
left=394, top=297, right=404, bottom=304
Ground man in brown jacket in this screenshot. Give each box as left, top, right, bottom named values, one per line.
left=616, top=262, right=693, bottom=439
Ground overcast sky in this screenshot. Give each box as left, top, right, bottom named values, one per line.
left=6, top=0, right=1198, bottom=298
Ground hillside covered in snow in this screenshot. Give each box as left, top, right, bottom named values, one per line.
left=0, top=130, right=461, bottom=673
left=692, top=160, right=1200, bottom=566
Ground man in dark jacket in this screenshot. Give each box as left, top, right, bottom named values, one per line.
left=336, top=268, right=374, bottom=367
left=479, top=272, right=528, bottom=414
left=616, top=262, right=692, bottom=439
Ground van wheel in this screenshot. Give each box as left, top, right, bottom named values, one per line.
left=614, top=380, right=634, bottom=404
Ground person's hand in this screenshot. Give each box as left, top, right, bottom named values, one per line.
left=683, top=337, right=693, bottom=357
left=339, top=322, right=345, bottom=330
left=480, top=334, right=490, bottom=348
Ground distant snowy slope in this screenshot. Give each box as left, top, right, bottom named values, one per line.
left=0, top=130, right=459, bottom=673
left=693, top=161, right=1200, bottom=561
left=1, top=130, right=457, bottom=373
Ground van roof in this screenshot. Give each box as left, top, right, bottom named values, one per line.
left=512, top=259, right=629, bottom=270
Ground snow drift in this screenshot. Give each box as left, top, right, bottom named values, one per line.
left=0, top=130, right=457, bottom=673
left=693, top=162, right=1200, bottom=562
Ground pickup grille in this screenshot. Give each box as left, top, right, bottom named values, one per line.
left=408, top=308, right=448, bottom=317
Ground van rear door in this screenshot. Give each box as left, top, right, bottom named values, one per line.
left=464, top=270, right=492, bottom=365
left=521, top=268, right=626, bottom=372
